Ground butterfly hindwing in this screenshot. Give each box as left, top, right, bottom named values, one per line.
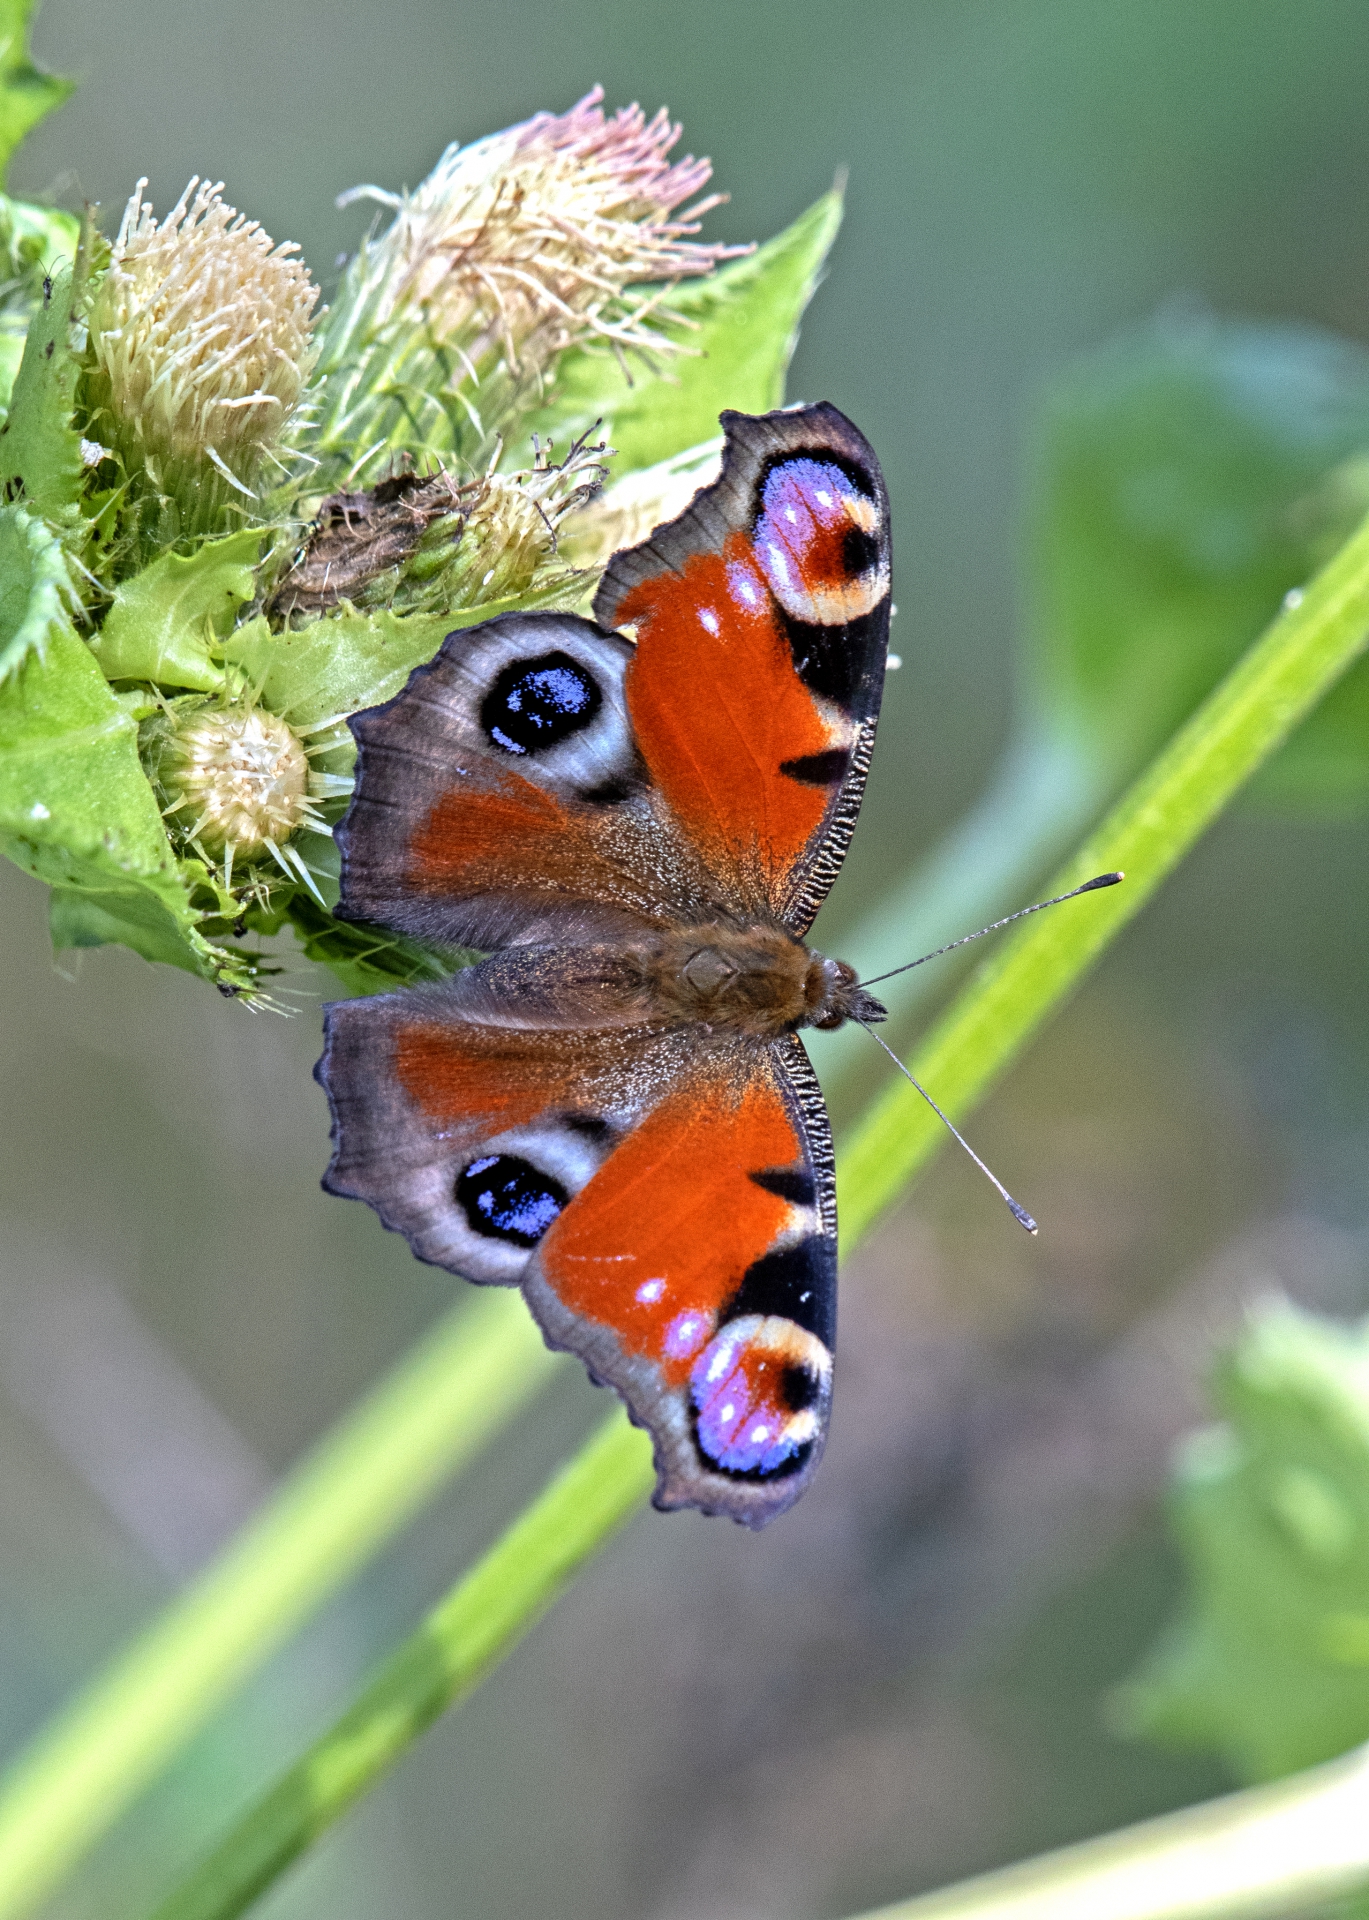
left=319, top=985, right=836, bottom=1527
left=528, top=1031, right=836, bottom=1525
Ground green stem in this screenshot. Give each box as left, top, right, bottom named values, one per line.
left=0, top=1290, right=559, bottom=1920
left=146, top=1415, right=655, bottom=1920
left=839, top=1741, right=1369, bottom=1920
left=838, top=521, right=1369, bottom=1249
left=141, top=515, right=1369, bottom=1920
left=809, top=721, right=1106, bottom=1107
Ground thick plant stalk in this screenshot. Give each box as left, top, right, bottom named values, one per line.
left=137, top=513, right=1369, bottom=1920
left=146, top=1415, right=654, bottom=1920
left=841, top=1740, right=1369, bottom=1920
left=810, top=722, right=1107, bottom=1104
left=0, top=1292, right=558, bottom=1920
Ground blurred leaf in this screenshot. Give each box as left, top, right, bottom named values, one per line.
left=0, top=259, right=82, bottom=528
left=1115, top=1304, right=1369, bottom=1782
left=0, top=0, right=74, bottom=187
left=0, top=497, right=71, bottom=676
left=1031, top=308, right=1369, bottom=809
left=517, top=188, right=843, bottom=473
left=0, top=191, right=77, bottom=273
left=0, top=599, right=253, bottom=986
left=87, top=530, right=262, bottom=692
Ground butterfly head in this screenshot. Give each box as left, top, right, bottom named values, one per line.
left=805, top=954, right=887, bottom=1032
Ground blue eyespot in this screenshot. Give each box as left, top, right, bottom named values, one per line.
left=481, top=651, right=601, bottom=754
left=457, top=1153, right=567, bottom=1246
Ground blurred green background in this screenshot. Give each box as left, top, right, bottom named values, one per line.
left=4, top=2, right=1369, bottom=1916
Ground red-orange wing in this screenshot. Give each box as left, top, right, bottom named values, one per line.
left=319, top=978, right=836, bottom=1528
left=335, top=405, right=890, bottom=952
left=595, top=402, right=891, bottom=932
left=335, top=611, right=714, bottom=954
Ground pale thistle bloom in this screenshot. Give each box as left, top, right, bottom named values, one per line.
left=87, top=179, right=320, bottom=540
left=312, top=88, right=742, bottom=481
left=145, top=699, right=345, bottom=900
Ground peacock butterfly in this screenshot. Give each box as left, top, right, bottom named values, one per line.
left=317, top=402, right=892, bottom=1527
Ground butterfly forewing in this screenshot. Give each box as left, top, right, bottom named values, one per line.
left=595, top=403, right=891, bottom=931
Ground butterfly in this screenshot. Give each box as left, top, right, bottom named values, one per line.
left=317, top=402, right=891, bottom=1527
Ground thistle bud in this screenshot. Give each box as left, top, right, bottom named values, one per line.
left=143, top=700, right=334, bottom=898
left=86, top=179, right=319, bottom=544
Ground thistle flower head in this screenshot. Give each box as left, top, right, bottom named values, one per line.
left=151, top=702, right=311, bottom=856
left=315, top=89, right=743, bottom=477
left=370, top=87, right=728, bottom=360
left=87, top=179, right=320, bottom=535
left=142, top=695, right=350, bottom=918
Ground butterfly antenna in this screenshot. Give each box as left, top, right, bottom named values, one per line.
left=856, top=1021, right=1039, bottom=1234
left=858, top=872, right=1124, bottom=991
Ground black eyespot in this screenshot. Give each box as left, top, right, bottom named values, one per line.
left=842, top=523, right=882, bottom=577
left=779, top=1363, right=821, bottom=1414
left=456, top=1153, right=567, bottom=1246
left=480, top=651, right=601, bottom=755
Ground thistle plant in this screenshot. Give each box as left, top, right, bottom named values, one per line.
left=0, top=64, right=840, bottom=1002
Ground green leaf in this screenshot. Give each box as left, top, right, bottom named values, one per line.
left=46, top=873, right=212, bottom=976
left=0, top=192, right=80, bottom=420
left=218, top=597, right=533, bottom=733
left=87, top=529, right=262, bottom=691
left=0, top=593, right=253, bottom=987
left=0, top=1, right=74, bottom=186
left=239, top=828, right=461, bottom=997
left=0, top=258, right=83, bottom=527
left=1115, top=1304, right=1369, bottom=1783
left=516, top=188, right=843, bottom=474
left=0, top=497, right=71, bottom=676
left=1031, top=309, right=1369, bottom=807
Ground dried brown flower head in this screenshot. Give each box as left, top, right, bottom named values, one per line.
left=269, top=432, right=608, bottom=621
